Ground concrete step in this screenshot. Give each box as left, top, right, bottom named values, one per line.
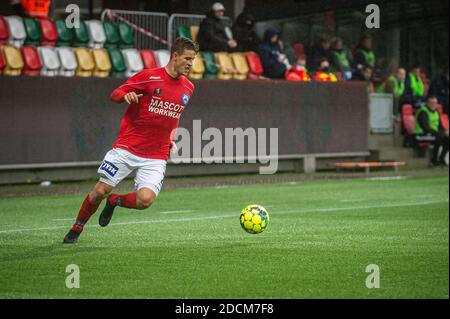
left=372, top=146, right=415, bottom=161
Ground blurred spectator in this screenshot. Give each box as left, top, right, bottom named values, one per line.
left=313, top=58, right=337, bottom=82
left=352, top=65, right=375, bottom=93
left=414, top=95, right=449, bottom=166
left=9, top=0, right=25, bottom=16
left=330, top=37, right=353, bottom=80
left=404, top=65, right=426, bottom=107
left=289, top=54, right=311, bottom=81
left=429, top=67, right=449, bottom=115
left=353, top=34, right=376, bottom=71
left=197, top=2, right=238, bottom=52
left=309, top=34, right=333, bottom=71
left=232, top=12, right=260, bottom=52
left=258, top=28, right=290, bottom=79
left=377, top=67, right=407, bottom=114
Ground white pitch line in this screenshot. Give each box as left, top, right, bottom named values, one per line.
left=0, top=200, right=447, bottom=234
left=159, top=210, right=193, bottom=214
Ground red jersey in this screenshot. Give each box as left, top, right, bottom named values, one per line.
left=110, top=67, right=194, bottom=160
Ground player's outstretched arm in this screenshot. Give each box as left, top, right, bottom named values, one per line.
left=110, top=88, right=143, bottom=104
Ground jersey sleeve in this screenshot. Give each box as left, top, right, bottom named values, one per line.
left=110, top=70, right=152, bottom=103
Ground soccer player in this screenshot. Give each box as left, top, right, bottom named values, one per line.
left=63, top=38, right=199, bottom=243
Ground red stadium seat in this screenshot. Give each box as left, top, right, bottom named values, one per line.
left=401, top=104, right=415, bottom=135
left=140, top=50, right=157, bottom=70
left=441, top=113, right=449, bottom=131
left=245, top=51, right=263, bottom=80
left=420, top=72, right=429, bottom=96
left=436, top=104, right=443, bottom=114
left=293, top=42, right=305, bottom=58
left=38, top=18, right=58, bottom=46
left=0, top=16, right=9, bottom=45
left=20, top=45, right=42, bottom=76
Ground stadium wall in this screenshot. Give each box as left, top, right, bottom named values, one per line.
left=0, top=77, right=369, bottom=183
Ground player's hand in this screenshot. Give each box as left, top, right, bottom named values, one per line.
left=170, top=141, right=178, bottom=155
left=124, top=92, right=143, bottom=104
left=227, top=40, right=237, bottom=48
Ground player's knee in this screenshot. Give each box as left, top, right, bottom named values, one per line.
left=137, top=193, right=155, bottom=209
left=92, top=182, right=113, bottom=200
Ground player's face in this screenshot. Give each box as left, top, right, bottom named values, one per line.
left=174, top=49, right=197, bottom=76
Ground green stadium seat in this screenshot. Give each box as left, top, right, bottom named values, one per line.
left=108, top=48, right=126, bottom=77
left=201, top=51, right=218, bottom=79
left=177, top=26, right=192, bottom=40
left=55, top=19, right=73, bottom=47
left=118, top=22, right=134, bottom=49
left=103, top=21, right=120, bottom=49
left=23, top=17, right=41, bottom=46
left=72, top=20, right=89, bottom=47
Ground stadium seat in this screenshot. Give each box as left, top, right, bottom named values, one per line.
left=72, top=20, right=89, bottom=47
left=441, top=113, right=449, bottom=131
left=92, top=48, right=111, bottom=77
left=401, top=104, right=415, bottom=136
left=108, top=48, right=126, bottom=77
left=86, top=20, right=106, bottom=48
left=121, top=48, right=143, bottom=77
left=38, top=18, right=57, bottom=46
left=190, top=25, right=199, bottom=42
left=37, top=46, right=60, bottom=76
left=420, top=72, right=429, bottom=96
left=188, top=52, right=205, bottom=80
left=1, top=44, right=24, bottom=75
left=55, top=47, right=77, bottom=76
left=55, top=19, right=74, bottom=47
left=140, top=49, right=157, bottom=69
left=245, top=51, right=263, bottom=80
left=230, top=52, right=249, bottom=80
left=177, top=26, right=192, bottom=39
left=103, top=21, right=120, bottom=49
left=23, top=17, right=41, bottom=46
left=73, top=47, right=95, bottom=77
left=0, top=16, right=9, bottom=45
left=201, top=51, right=218, bottom=79
left=436, top=104, right=443, bottom=114
left=5, top=16, right=26, bottom=47
left=118, top=22, right=134, bottom=49
left=20, top=45, right=42, bottom=76
left=214, top=52, right=235, bottom=80
left=154, top=49, right=170, bottom=67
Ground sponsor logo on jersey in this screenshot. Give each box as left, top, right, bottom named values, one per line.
left=149, top=76, right=161, bottom=80
left=153, top=87, right=162, bottom=97
left=148, top=98, right=185, bottom=119
left=100, top=160, right=119, bottom=177
left=182, top=93, right=189, bottom=105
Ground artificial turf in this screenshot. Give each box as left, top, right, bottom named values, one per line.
left=0, top=175, right=448, bottom=298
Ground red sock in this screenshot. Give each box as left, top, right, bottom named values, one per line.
left=71, top=194, right=100, bottom=233
left=109, top=192, right=137, bottom=209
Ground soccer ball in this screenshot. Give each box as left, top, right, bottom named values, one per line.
left=240, top=204, right=270, bottom=234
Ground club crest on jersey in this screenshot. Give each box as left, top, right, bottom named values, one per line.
left=182, top=93, right=189, bottom=105
left=153, top=87, right=162, bottom=97
left=100, top=160, right=119, bottom=177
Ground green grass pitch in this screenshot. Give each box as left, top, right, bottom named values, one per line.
left=0, top=175, right=448, bottom=298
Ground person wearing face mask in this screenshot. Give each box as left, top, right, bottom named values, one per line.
left=313, top=58, right=337, bottom=82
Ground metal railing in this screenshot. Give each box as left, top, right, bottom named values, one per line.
left=101, top=9, right=170, bottom=50
left=168, top=13, right=232, bottom=45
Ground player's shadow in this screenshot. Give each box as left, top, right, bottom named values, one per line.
left=0, top=242, right=102, bottom=263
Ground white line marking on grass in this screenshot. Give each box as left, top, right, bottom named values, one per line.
left=340, top=199, right=364, bottom=203
left=159, top=210, right=193, bottom=214
left=0, top=200, right=447, bottom=234
left=366, top=176, right=409, bottom=181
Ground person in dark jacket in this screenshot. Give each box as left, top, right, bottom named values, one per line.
left=197, top=2, right=237, bottom=52
left=258, top=28, right=289, bottom=79
left=232, top=12, right=260, bottom=52
left=414, top=95, right=449, bottom=166
left=353, top=34, right=376, bottom=71
left=309, top=34, right=333, bottom=71
left=429, top=68, right=449, bottom=115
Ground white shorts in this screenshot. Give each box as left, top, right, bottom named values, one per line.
left=97, top=148, right=167, bottom=196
